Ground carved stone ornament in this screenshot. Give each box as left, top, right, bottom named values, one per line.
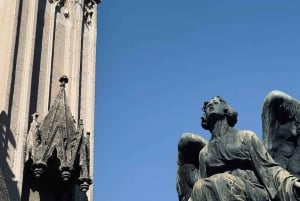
left=84, top=0, right=101, bottom=25
left=176, top=93, right=300, bottom=201
left=48, top=0, right=69, bottom=18
left=25, top=75, right=92, bottom=193
left=48, top=0, right=65, bottom=7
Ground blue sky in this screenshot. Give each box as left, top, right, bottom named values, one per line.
left=95, top=1, right=300, bottom=201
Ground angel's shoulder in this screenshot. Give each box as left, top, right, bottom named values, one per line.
left=235, top=129, right=259, bottom=142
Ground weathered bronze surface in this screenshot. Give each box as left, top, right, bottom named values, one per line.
left=177, top=92, right=300, bottom=201
left=262, top=90, right=300, bottom=177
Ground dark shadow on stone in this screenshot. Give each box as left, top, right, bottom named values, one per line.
left=21, top=159, right=33, bottom=201
left=77, top=17, right=85, bottom=123
left=29, top=0, right=47, bottom=121
left=22, top=149, right=73, bottom=201
left=48, top=10, right=58, bottom=111
left=9, top=0, right=23, bottom=120
left=0, top=111, right=20, bottom=201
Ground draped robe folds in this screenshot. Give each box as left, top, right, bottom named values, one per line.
left=189, top=128, right=300, bottom=201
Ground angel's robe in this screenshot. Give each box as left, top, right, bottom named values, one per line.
left=190, top=128, right=300, bottom=201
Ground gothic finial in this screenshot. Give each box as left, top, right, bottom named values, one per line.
left=80, top=181, right=90, bottom=192
left=61, top=167, right=72, bottom=181
left=32, top=112, right=39, bottom=120
left=32, top=163, right=47, bottom=178
left=59, top=75, right=69, bottom=88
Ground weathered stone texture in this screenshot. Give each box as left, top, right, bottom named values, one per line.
left=0, top=0, right=100, bottom=200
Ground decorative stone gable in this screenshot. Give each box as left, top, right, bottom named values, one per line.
left=25, top=75, right=92, bottom=194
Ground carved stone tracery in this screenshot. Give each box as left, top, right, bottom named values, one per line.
left=48, top=0, right=101, bottom=21
left=48, top=0, right=69, bottom=18
left=48, top=0, right=65, bottom=8
left=25, top=75, right=92, bottom=194
left=84, top=0, right=101, bottom=25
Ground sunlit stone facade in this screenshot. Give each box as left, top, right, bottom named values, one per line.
left=0, top=0, right=100, bottom=200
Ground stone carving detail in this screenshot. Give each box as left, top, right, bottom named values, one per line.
left=84, top=0, right=101, bottom=25
left=25, top=75, right=92, bottom=193
left=48, top=0, right=69, bottom=18
left=176, top=94, right=300, bottom=201
left=48, top=0, right=65, bottom=8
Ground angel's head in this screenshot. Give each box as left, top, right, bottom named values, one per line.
left=201, top=96, right=238, bottom=130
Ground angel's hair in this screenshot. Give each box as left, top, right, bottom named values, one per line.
left=201, top=96, right=238, bottom=130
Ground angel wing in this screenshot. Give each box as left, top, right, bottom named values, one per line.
left=176, top=133, right=208, bottom=201
left=262, top=90, right=300, bottom=176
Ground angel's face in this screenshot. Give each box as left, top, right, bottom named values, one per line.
left=204, top=97, right=226, bottom=118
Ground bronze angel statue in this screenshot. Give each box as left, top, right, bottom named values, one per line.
left=176, top=91, right=300, bottom=201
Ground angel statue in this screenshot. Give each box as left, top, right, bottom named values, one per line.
left=176, top=92, right=300, bottom=201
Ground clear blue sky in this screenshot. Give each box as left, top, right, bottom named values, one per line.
left=95, top=1, right=300, bottom=201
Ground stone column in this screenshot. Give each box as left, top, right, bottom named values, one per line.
left=68, top=0, right=84, bottom=120
left=0, top=0, right=20, bottom=111
left=35, top=1, right=57, bottom=118
left=7, top=0, right=39, bottom=196
left=80, top=2, right=98, bottom=199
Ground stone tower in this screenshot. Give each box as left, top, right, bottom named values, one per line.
left=0, top=0, right=100, bottom=200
